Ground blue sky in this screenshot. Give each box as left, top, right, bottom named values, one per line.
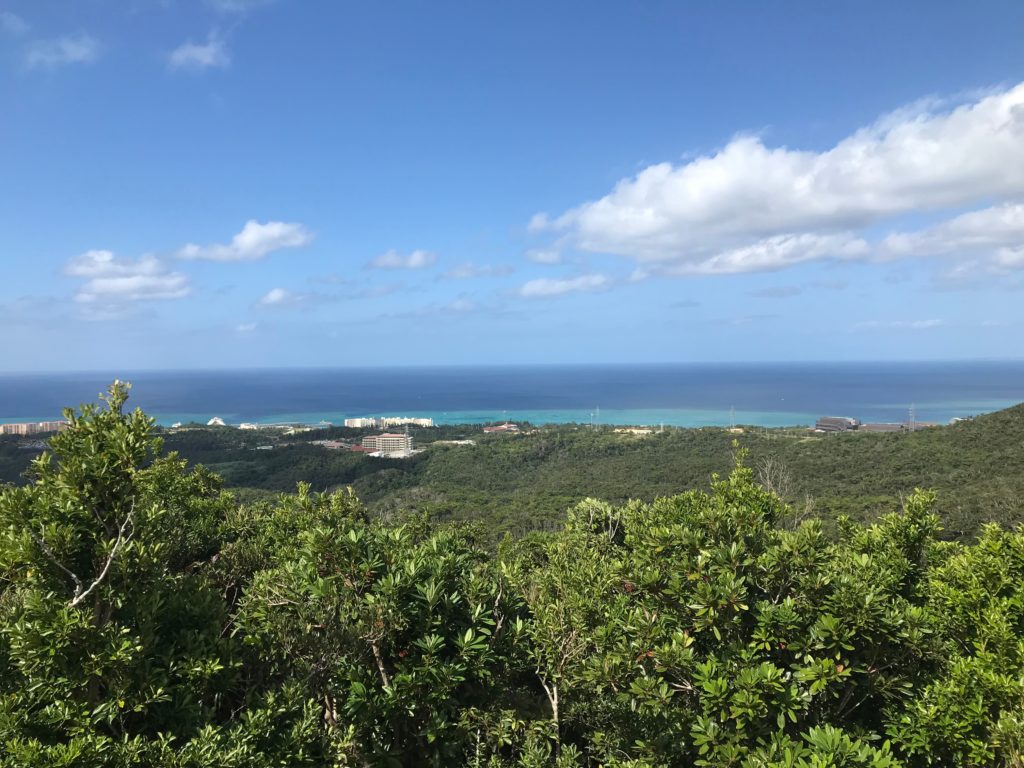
left=2, top=1, right=1024, bottom=371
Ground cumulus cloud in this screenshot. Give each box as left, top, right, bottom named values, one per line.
left=1, top=11, right=29, bottom=35
left=367, top=249, right=437, bottom=270
left=169, top=32, right=230, bottom=71
left=533, top=82, right=1024, bottom=276
left=442, top=262, right=514, bottom=279
left=25, top=33, right=99, bottom=69
left=518, top=273, right=610, bottom=298
left=65, top=250, right=190, bottom=304
left=177, top=220, right=314, bottom=261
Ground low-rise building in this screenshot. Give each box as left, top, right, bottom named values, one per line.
left=815, top=416, right=860, bottom=432
left=861, top=423, right=904, bottom=433
left=483, top=423, right=519, bottom=434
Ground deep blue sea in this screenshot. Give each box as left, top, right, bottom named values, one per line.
left=1, top=363, right=1022, bottom=428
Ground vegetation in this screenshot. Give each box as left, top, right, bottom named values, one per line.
left=1, top=384, right=1023, bottom=765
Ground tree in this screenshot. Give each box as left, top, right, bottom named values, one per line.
left=0, top=382, right=323, bottom=766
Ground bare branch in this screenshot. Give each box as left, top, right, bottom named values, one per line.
left=369, top=640, right=392, bottom=690
left=69, top=500, right=135, bottom=608
left=30, top=526, right=84, bottom=597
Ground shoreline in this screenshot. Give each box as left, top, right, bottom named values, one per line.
left=1, top=400, right=1006, bottom=431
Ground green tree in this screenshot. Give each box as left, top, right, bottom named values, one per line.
left=0, top=383, right=323, bottom=766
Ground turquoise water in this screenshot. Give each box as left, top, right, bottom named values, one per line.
left=215, top=407, right=821, bottom=429
left=104, top=400, right=1018, bottom=429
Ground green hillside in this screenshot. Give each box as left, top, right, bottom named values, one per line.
left=3, top=403, right=1023, bottom=540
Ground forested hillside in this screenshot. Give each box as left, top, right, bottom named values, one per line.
left=1, top=384, right=1023, bottom=766
left=3, top=404, right=1023, bottom=540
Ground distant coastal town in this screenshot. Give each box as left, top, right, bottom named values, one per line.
left=1, top=409, right=976, bottom=443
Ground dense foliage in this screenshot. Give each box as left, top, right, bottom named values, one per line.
left=1, top=384, right=1022, bottom=765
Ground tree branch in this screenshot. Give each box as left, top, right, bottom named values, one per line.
left=30, top=526, right=84, bottom=597
left=370, top=640, right=391, bottom=690
left=69, top=500, right=135, bottom=608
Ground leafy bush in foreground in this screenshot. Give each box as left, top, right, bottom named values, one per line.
left=0, top=384, right=1022, bottom=766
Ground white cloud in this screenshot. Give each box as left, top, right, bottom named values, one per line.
left=1, top=11, right=29, bottom=35
left=534, top=82, right=1024, bottom=275
left=524, top=248, right=562, bottom=264
left=169, top=32, right=230, bottom=71
left=749, top=286, right=803, bottom=299
left=236, top=322, right=258, bottom=332
left=25, top=33, right=99, bottom=69
left=367, top=249, right=437, bottom=270
left=207, top=0, right=274, bottom=12
left=855, top=319, right=944, bottom=331
left=518, top=273, right=610, bottom=298
left=65, top=250, right=190, bottom=304
left=445, top=298, right=477, bottom=312
left=177, top=220, right=314, bottom=261
left=882, top=203, right=1024, bottom=257
left=881, top=203, right=1024, bottom=279
left=663, top=233, right=868, bottom=276
left=258, top=287, right=308, bottom=308
left=993, top=245, right=1024, bottom=270
left=442, top=262, right=514, bottom=279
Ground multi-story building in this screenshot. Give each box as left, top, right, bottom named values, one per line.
left=346, top=417, right=434, bottom=428
left=361, top=433, right=413, bottom=454
left=0, top=421, right=67, bottom=436
left=344, top=418, right=379, bottom=428
left=381, top=417, right=433, bottom=428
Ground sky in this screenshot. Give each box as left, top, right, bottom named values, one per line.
left=2, top=1, right=1024, bottom=371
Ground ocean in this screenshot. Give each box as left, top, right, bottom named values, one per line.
left=0, top=362, right=1022, bottom=428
